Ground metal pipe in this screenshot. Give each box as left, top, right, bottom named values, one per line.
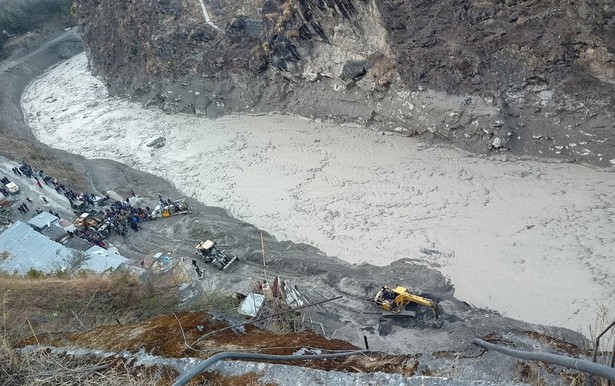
left=473, top=338, right=615, bottom=381
left=172, top=350, right=369, bottom=386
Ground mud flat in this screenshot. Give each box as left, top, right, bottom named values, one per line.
left=23, top=52, right=615, bottom=335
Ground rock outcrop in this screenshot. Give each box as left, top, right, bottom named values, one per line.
left=73, top=0, right=615, bottom=167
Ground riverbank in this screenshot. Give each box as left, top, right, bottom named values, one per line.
left=21, top=52, right=615, bottom=335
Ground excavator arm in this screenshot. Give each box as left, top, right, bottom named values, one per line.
left=375, top=286, right=440, bottom=319
left=393, top=286, right=440, bottom=319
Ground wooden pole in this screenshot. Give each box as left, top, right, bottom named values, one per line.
left=261, top=232, right=267, bottom=280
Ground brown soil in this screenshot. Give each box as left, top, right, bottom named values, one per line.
left=24, top=311, right=419, bottom=375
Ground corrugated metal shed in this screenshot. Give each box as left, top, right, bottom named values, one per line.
left=0, top=221, right=71, bottom=275
left=27, top=212, right=59, bottom=231
left=84, top=245, right=129, bottom=273
left=0, top=221, right=129, bottom=275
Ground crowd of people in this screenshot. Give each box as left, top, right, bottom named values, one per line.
left=5, top=162, right=171, bottom=249
left=99, top=199, right=154, bottom=237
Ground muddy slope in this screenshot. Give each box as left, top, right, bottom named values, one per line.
left=72, top=0, right=615, bottom=167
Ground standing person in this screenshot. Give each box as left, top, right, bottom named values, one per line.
left=22, top=202, right=29, bottom=212
left=192, top=260, right=204, bottom=279
left=41, top=196, right=49, bottom=204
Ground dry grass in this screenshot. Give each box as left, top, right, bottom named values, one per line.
left=0, top=270, right=182, bottom=385
left=0, top=270, right=179, bottom=346
left=585, top=305, right=614, bottom=386
left=588, top=305, right=614, bottom=361
left=0, top=348, right=175, bottom=386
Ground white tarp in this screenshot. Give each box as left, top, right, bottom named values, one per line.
left=238, top=293, right=265, bottom=317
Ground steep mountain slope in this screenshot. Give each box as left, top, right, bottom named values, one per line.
left=72, top=0, right=615, bottom=167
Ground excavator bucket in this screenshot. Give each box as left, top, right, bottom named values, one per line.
left=220, top=255, right=238, bottom=270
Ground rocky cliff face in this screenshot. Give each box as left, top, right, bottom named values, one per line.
left=73, top=0, right=615, bottom=167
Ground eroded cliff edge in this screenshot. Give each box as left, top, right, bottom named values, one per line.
left=73, top=0, right=615, bottom=167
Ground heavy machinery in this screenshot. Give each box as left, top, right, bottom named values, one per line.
left=74, top=211, right=104, bottom=229
left=374, top=285, right=440, bottom=319
left=151, top=198, right=191, bottom=218
left=195, top=240, right=238, bottom=270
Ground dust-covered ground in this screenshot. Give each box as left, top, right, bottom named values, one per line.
left=19, top=52, right=615, bottom=336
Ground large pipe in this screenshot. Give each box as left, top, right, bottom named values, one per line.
left=473, top=338, right=615, bottom=381
left=172, top=350, right=369, bottom=386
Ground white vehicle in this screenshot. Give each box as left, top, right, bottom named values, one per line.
left=5, top=182, right=19, bottom=194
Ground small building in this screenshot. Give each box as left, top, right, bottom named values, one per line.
left=27, top=212, right=59, bottom=232
left=0, top=221, right=71, bottom=275
left=0, top=221, right=128, bottom=275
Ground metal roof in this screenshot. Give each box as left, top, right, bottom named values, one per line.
left=0, top=221, right=128, bottom=275
left=0, top=221, right=71, bottom=275
left=40, top=225, right=68, bottom=242
left=63, top=237, right=92, bottom=251
left=27, top=212, right=59, bottom=230
left=84, top=245, right=129, bottom=273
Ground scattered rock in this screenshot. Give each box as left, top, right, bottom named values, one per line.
left=341, top=61, right=367, bottom=82
left=146, top=137, right=166, bottom=148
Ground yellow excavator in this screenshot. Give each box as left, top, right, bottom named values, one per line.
left=374, top=286, right=440, bottom=319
